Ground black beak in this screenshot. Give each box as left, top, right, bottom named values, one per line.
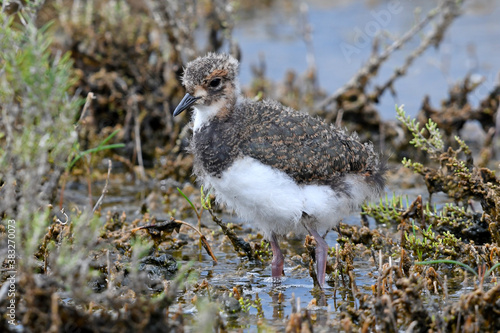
left=173, top=93, right=200, bottom=117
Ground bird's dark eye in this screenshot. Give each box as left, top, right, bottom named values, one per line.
left=209, top=78, right=221, bottom=88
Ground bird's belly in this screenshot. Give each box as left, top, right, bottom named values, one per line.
left=201, top=156, right=372, bottom=238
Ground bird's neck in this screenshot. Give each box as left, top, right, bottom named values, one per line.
left=192, top=93, right=241, bottom=132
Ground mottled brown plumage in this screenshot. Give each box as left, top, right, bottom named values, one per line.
left=193, top=98, right=382, bottom=190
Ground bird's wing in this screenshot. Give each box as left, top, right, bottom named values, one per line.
left=239, top=101, right=376, bottom=185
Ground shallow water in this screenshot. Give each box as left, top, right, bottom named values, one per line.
left=61, top=172, right=481, bottom=330
left=234, top=0, right=500, bottom=119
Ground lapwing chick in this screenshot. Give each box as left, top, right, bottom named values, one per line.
left=173, top=53, right=385, bottom=287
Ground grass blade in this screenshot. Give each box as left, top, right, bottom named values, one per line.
left=177, top=187, right=196, bottom=212
left=415, top=259, right=477, bottom=277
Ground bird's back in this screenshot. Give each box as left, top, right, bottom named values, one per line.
left=235, top=99, right=383, bottom=189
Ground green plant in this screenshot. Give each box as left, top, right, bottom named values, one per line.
left=0, top=5, right=81, bottom=269
left=396, top=105, right=500, bottom=217
left=59, top=128, right=125, bottom=208
left=363, top=193, right=407, bottom=225
left=364, top=107, right=498, bottom=273
left=67, top=128, right=124, bottom=170
left=232, top=293, right=264, bottom=316
left=415, top=260, right=500, bottom=285
left=396, top=104, right=443, bottom=156
left=238, top=296, right=253, bottom=313
left=253, top=239, right=272, bottom=261
left=177, top=185, right=212, bottom=230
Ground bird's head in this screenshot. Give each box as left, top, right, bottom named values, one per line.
left=173, top=53, right=240, bottom=118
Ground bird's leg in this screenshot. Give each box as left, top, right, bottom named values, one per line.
left=303, top=223, right=329, bottom=287
left=269, top=233, right=284, bottom=281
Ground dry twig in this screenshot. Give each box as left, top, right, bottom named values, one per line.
left=207, top=208, right=255, bottom=261
left=131, top=92, right=147, bottom=180
left=76, top=92, right=95, bottom=129
left=132, top=217, right=218, bottom=262
left=93, top=159, right=112, bottom=212
left=373, top=0, right=461, bottom=100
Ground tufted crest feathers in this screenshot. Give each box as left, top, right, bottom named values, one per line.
left=182, top=53, right=239, bottom=92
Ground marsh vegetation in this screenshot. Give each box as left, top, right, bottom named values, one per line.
left=1, top=1, right=499, bottom=332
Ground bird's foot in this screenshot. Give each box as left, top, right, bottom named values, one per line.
left=270, top=233, right=285, bottom=281
left=271, top=258, right=284, bottom=280
left=304, top=226, right=329, bottom=288
left=314, top=237, right=328, bottom=287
